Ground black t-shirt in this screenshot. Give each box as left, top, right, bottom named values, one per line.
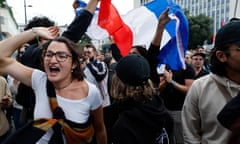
left=161, top=63, right=195, bottom=110
left=195, top=68, right=209, bottom=79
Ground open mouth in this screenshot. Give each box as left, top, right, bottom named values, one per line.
left=49, top=66, right=60, bottom=73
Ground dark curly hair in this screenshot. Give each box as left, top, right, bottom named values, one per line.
left=24, top=16, right=55, bottom=45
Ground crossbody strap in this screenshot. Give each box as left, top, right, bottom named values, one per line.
left=46, top=80, right=59, bottom=112
left=46, top=80, right=94, bottom=144
left=211, top=75, right=232, bottom=102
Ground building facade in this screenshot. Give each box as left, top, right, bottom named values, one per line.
left=134, top=0, right=153, bottom=7
left=175, top=0, right=240, bottom=34
left=0, top=7, right=19, bottom=40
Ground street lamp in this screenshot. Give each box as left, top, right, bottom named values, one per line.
left=24, top=0, right=32, bottom=25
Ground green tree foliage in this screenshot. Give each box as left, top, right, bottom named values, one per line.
left=78, top=33, right=92, bottom=49
left=186, top=13, right=213, bottom=50
left=0, top=0, right=6, bottom=7
left=0, top=0, right=7, bottom=8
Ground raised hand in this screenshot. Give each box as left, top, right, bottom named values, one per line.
left=158, top=7, right=170, bottom=26
left=32, top=26, right=60, bottom=40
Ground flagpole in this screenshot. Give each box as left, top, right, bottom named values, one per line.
left=24, top=0, right=32, bottom=25
left=234, top=0, right=239, bottom=17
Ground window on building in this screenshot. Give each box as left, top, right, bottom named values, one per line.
left=221, top=8, right=224, bottom=14
left=212, top=1, right=215, bottom=6
left=212, top=12, right=215, bottom=17
left=226, top=5, right=229, bottom=13
left=207, top=11, right=210, bottom=16
left=0, top=16, right=4, bottom=24
left=226, top=17, right=229, bottom=22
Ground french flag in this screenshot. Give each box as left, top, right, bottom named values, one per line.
left=98, top=0, right=133, bottom=56
left=82, top=0, right=189, bottom=70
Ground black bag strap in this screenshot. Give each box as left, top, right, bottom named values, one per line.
left=47, top=79, right=56, bottom=98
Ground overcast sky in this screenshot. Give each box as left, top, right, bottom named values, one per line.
left=6, top=0, right=134, bottom=26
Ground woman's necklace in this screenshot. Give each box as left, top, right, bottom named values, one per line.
left=55, top=80, right=73, bottom=90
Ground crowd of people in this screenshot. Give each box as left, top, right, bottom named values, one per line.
left=0, top=0, right=240, bottom=144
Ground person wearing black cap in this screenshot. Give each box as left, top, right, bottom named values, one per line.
left=150, top=8, right=195, bottom=144
left=103, top=54, right=170, bottom=144
left=182, top=20, right=240, bottom=144
left=191, top=52, right=209, bottom=79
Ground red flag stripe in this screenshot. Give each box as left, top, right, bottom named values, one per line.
left=98, top=0, right=133, bottom=56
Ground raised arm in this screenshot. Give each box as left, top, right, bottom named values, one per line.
left=146, top=8, right=170, bottom=86
left=62, top=0, right=100, bottom=43
left=73, top=0, right=99, bottom=15
left=151, top=8, right=170, bottom=46
left=85, top=0, right=99, bottom=14
left=0, top=27, right=59, bottom=57
left=0, top=27, right=59, bottom=87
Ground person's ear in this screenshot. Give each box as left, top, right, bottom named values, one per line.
left=216, top=50, right=227, bottom=62
left=72, top=61, right=77, bottom=70
left=72, top=65, right=77, bottom=70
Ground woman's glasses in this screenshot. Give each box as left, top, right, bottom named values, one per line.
left=44, top=51, right=72, bottom=62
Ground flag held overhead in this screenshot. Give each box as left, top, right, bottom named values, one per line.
left=98, top=0, right=133, bottom=56
left=84, top=0, right=189, bottom=70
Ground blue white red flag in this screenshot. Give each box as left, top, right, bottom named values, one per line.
left=81, top=0, right=189, bottom=70
left=98, top=0, right=133, bottom=56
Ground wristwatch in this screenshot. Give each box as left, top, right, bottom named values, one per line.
left=170, top=80, right=177, bottom=86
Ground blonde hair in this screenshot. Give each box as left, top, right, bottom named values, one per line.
left=110, top=74, right=154, bottom=102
